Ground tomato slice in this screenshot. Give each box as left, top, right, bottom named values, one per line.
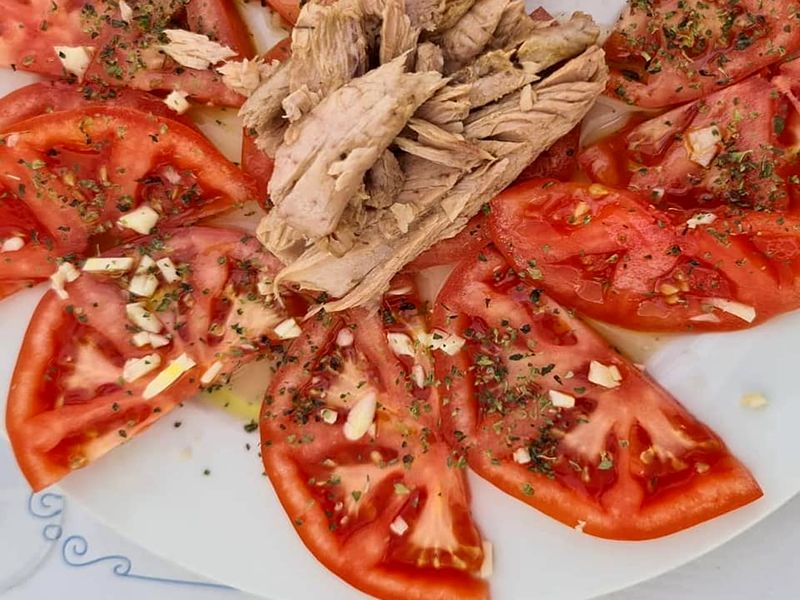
left=240, top=37, right=291, bottom=205
left=581, top=74, right=799, bottom=212
left=260, top=278, right=488, bottom=600
left=405, top=215, right=490, bottom=271
left=433, top=246, right=762, bottom=540
left=265, top=0, right=300, bottom=26
left=0, top=106, right=256, bottom=297
left=0, top=1, right=251, bottom=106
left=0, top=81, right=196, bottom=131
left=186, top=0, right=255, bottom=58
left=489, top=179, right=800, bottom=331
left=605, top=0, right=800, bottom=108
left=516, top=125, right=581, bottom=183
left=0, top=0, right=92, bottom=78
left=6, top=227, right=296, bottom=491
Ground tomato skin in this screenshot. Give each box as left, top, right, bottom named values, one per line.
left=0, top=0, right=91, bottom=78
left=7, top=227, right=289, bottom=491
left=239, top=38, right=291, bottom=205
left=261, top=287, right=487, bottom=600
left=433, top=246, right=762, bottom=540
left=241, top=132, right=274, bottom=206
left=516, top=125, right=581, bottom=183
left=605, top=0, right=800, bottom=108
left=405, top=215, right=489, bottom=271
left=489, top=179, right=800, bottom=331
left=185, top=0, right=255, bottom=59
left=266, top=0, right=300, bottom=25
left=0, top=106, right=257, bottom=296
left=0, top=81, right=196, bottom=131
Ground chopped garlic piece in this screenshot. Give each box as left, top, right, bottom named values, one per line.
left=549, top=389, right=576, bottom=408
left=256, top=277, right=273, bottom=297
left=685, top=126, right=721, bottom=167
left=389, top=515, right=409, bottom=536
left=336, top=328, right=354, bottom=347
left=128, top=273, right=159, bottom=297
left=512, top=447, right=531, bottom=465
left=706, top=298, right=756, bottom=323
left=50, top=262, right=80, bottom=300
left=423, top=330, right=465, bottom=355
left=118, top=0, right=133, bottom=22
left=217, top=58, right=265, bottom=97
left=689, top=312, right=721, bottom=323
left=200, top=360, right=224, bottom=385
left=160, top=29, right=236, bottom=70
left=686, top=212, right=717, bottom=229
left=122, top=353, right=162, bottom=383
left=82, top=257, right=134, bottom=273
left=163, top=90, right=190, bottom=114
left=387, top=332, right=415, bottom=357
left=343, top=392, right=377, bottom=441
left=740, top=392, right=768, bottom=410
left=320, top=408, right=338, bottom=424
left=575, top=520, right=587, bottom=533
left=479, top=541, right=493, bottom=579
left=143, top=353, right=196, bottom=400
left=117, top=205, right=159, bottom=235
left=588, top=361, right=622, bottom=389
left=588, top=184, right=610, bottom=197
left=126, top=302, right=163, bottom=333
left=131, top=331, right=170, bottom=348
left=156, top=257, right=181, bottom=283
left=274, top=318, right=302, bottom=339
left=1, top=236, right=24, bottom=252
left=54, top=46, right=94, bottom=79
left=411, top=364, right=425, bottom=388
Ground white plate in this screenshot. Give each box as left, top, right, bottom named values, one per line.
left=3, top=2, right=800, bottom=599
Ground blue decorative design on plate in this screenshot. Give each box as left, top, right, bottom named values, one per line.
left=27, top=491, right=234, bottom=591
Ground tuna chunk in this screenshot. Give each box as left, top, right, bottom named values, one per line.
left=290, top=2, right=370, bottom=99
left=268, top=55, right=444, bottom=238
left=271, top=47, right=607, bottom=311
left=239, top=61, right=291, bottom=157
left=438, top=0, right=511, bottom=72
left=380, top=0, right=420, bottom=64
left=366, top=150, right=405, bottom=208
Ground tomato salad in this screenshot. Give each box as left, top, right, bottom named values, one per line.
left=6, top=0, right=800, bottom=599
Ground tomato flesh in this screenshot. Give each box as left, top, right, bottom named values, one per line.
left=0, top=106, right=256, bottom=298
left=489, top=179, right=800, bottom=331
left=433, top=246, right=762, bottom=539
left=605, top=0, right=800, bottom=108
left=0, top=0, right=250, bottom=106
left=261, top=281, right=487, bottom=600
left=6, top=227, right=294, bottom=491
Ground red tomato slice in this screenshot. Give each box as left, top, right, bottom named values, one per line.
left=0, top=106, right=257, bottom=297
left=265, top=0, right=300, bottom=26
left=240, top=37, right=291, bottom=205
left=6, top=226, right=295, bottom=491
left=433, top=246, right=762, bottom=540
left=405, top=214, right=490, bottom=271
left=516, top=124, right=581, bottom=183
left=0, top=0, right=92, bottom=78
left=0, top=1, right=250, bottom=106
left=581, top=74, right=799, bottom=212
left=186, top=0, right=255, bottom=58
left=0, top=81, right=195, bottom=131
left=260, top=279, right=488, bottom=600
left=489, top=180, right=800, bottom=331
left=605, top=0, right=800, bottom=108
